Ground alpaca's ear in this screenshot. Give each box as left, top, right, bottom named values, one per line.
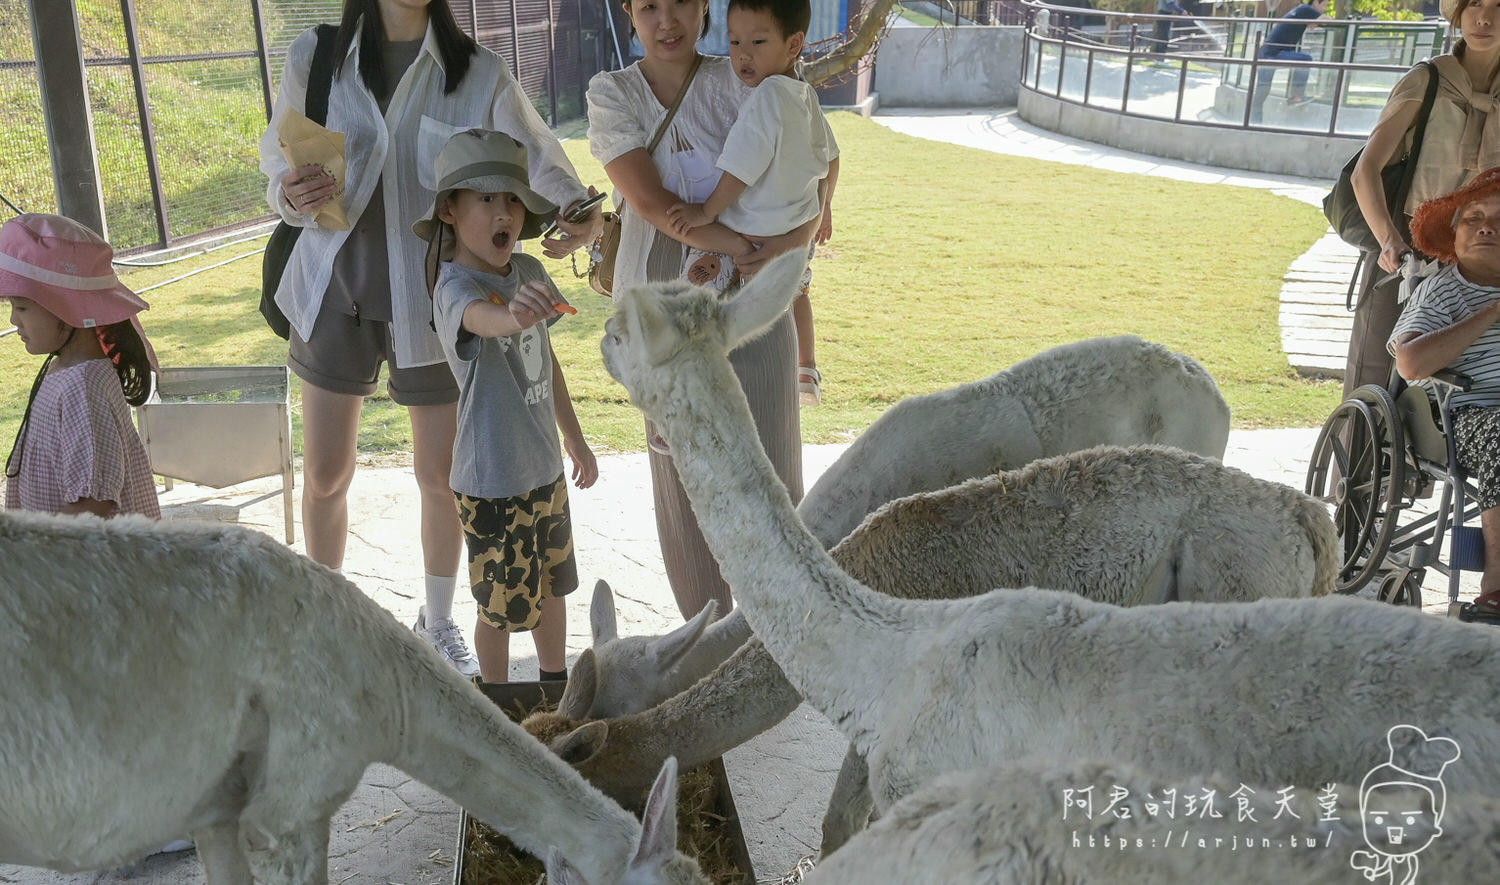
left=556, top=720, right=609, bottom=765
left=649, top=599, right=716, bottom=671
left=558, top=648, right=598, bottom=720
left=724, top=250, right=806, bottom=348
left=589, top=579, right=618, bottom=644
left=625, top=291, right=685, bottom=365
left=634, top=757, right=680, bottom=870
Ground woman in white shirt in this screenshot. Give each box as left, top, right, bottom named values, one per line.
left=260, top=0, right=600, bottom=674
left=586, top=0, right=818, bottom=620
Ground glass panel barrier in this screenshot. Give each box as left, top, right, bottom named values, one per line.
left=1040, top=41, right=1062, bottom=95
left=1059, top=44, right=1087, bottom=102
left=1175, top=59, right=1232, bottom=125
left=1335, top=67, right=1402, bottom=137
left=1086, top=47, right=1127, bottom=112
left=1125, top=53, right=1182, bottom=120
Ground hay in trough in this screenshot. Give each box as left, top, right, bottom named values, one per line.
left=460, top=693, right=750, bottom=884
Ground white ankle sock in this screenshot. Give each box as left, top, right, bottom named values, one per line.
left=424, top=573, right=456, bottom=624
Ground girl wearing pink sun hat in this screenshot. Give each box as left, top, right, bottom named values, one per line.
left=2, top=213, right=160, bottom=518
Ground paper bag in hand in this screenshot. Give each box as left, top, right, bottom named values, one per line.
left=278, top=108, right=349, bottom=230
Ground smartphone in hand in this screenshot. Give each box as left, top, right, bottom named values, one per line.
left=543, top=191, right=608, bottom=239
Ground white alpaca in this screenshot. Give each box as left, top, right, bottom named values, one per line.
left=531, top=443, right=1335, bottom=845
left=807, top=755, right=1500, bottom=884
left=598, top=253, right=1500, bottom=816
left=798, top=333, right=1231, bottom=550
left=569, top=338, right=1232, bottom=719
left=0, top=510, right=704, bottom=885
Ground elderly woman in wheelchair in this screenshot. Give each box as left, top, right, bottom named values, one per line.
left=1308, top=168, right=1500, bottom=621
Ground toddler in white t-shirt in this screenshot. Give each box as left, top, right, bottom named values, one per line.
left=668, top=0, right=839, bottom=404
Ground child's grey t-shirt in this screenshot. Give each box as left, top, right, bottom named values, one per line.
left=432, top=256, right=564, bottom=500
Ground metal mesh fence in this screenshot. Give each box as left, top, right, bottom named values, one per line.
left=2, top=0, right=610, bottom=256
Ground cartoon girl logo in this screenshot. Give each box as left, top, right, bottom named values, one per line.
left=1349, top=724, right=1461, bottom=885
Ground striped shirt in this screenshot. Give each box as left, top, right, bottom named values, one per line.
left=1388, top=265, right=1500, bottom=409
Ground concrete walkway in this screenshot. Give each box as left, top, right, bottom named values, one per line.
left=872, top=108, right=1362, bottom=378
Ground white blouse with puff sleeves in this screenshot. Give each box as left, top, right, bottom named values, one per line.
left=586, top=56, right=748, bottom=292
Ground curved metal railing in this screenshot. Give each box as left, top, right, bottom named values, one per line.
left=1017, top=0, right=1449, bottom=137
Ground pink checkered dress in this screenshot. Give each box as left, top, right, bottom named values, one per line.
left=4, top=359, right=159, bottom=517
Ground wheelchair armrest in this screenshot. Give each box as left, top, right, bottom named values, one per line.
left=1430, top=369, right=1474, bottom=392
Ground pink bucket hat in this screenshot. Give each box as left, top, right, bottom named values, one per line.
left=0, top=214, right=149, bottom=327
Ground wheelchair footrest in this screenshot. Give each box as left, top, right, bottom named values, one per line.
left=1454, top=602, right=1500, bottom=624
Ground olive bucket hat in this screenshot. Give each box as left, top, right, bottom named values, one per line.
left=411, top=128, right=558, bottom=243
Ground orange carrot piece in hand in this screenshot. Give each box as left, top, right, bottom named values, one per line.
left=553, top=301, right=577, bottom=315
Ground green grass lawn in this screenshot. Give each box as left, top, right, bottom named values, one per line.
left=0, top=112, right=1339, bottom=460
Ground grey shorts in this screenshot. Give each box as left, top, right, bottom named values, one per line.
left=288, top=297, right=458, bottom=407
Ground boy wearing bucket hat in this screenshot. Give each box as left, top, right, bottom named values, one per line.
left=414, top=128, right=597, bottom=683
left=1389, top=167, right=1500, bottom=620
left=2, top=214, right=160, bottom=519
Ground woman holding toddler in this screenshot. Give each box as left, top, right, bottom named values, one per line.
left=586, top=0, right=831, bottom=620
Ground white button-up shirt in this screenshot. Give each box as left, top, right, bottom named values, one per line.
left=260, top=22, right=587, bottom=368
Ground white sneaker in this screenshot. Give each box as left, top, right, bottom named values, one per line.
left=414, top=607, right=481, bottom=679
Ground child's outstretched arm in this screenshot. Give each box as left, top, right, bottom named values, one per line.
left=549, top=345, right=598, bottom=489
left=816, top=156, right=840, bottom=246
left=666, top=173, right=749, bottom=237
left=462, top=281, right=570, bottom=339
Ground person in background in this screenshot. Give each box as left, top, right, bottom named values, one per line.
left=1151, top=0, right=1191, bottom=54
left=1389, top=169, right=1500, bottom=619
left=2, top=214, right=160, bottom=521
left=1249, top=0, right=1330, bottom=122
left=1345, top=0, right=1500, bottom=396
left=587, top=0, right=818, bottom=620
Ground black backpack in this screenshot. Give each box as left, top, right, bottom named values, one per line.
left=260, top=24, right=340, bottom=340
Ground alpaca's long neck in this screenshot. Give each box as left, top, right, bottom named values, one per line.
left=653, top=359, right=903, bottom=741
left=637, top=638, right=800, bottom=770
left=391, top=655, right=640, bottom=883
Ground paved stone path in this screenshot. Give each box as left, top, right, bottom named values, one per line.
left=1280, top=232, right=1361, bottom=378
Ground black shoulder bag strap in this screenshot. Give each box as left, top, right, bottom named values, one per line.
left=305, top=24, right=340, bottom=125
left=259, top=24, right=340, bottom=340
left=1347, top=62, right=1441, bottom=311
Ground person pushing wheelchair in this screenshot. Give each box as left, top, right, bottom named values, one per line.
left=1390, top=167, right=1500, bottom=619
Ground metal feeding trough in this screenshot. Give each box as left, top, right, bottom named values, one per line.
left=454, top=680, right=756, bottom=884
left=135, top=366, right=295, bottom=543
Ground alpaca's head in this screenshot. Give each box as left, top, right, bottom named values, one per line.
left=563, top=580, right=719, bottom=719
left=600, top=251, right=808, bottom=417
left=545, top=758, right=708, bottom=884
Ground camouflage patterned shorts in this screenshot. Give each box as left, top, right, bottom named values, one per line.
left=455, top=474, right=578, bottom=632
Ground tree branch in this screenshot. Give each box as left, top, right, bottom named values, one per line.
left=804, top=0, right=901, bottom=86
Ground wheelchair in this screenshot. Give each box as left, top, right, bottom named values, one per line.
left=1305, top=368, right=1500, bottom=622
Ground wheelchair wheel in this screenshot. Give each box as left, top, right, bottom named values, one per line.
left=1305, top=386, right=1406, bottom=594
left=1377, top=570, right=1424, bottom=608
